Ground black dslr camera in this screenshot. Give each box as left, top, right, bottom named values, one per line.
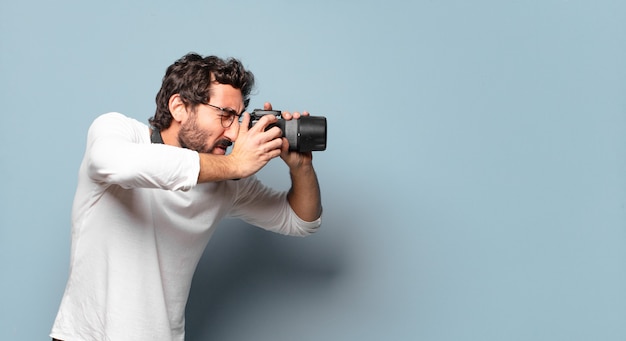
left=249, top=109, right=327, bottom=152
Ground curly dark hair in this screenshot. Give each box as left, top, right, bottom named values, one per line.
left=149, top=53, right=255, bottom=130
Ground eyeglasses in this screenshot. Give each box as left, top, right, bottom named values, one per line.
left=206, top=103, right=243, bottom=128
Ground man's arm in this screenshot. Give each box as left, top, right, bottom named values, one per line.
left=287, top=163, right=322, bottom=222
left=196, top=153, right=240, bottom=182
left=86, top=113, right=199, bottom=191
left=279, top=107, right=322, bottom=222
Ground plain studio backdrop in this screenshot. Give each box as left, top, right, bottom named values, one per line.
left=1, top=1, right=625, bottom=340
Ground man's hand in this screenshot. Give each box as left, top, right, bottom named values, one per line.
left=267, top=103, right=314, bottom=171
left=227, top=103, right=284, bottom=178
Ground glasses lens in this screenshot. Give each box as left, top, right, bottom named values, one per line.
left=222, top=114, right=234, bottom=127
left=208, top=104, right=238, bottom=128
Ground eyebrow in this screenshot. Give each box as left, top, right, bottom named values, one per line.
left=210, top=104, right=242, bottom=116
left=224, top=107, right=240, bottom=116
left=219, top=104, right=243, bottom=116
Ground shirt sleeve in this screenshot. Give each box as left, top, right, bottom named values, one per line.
left=228, top=176, right=322, bottom=237
left=84, top=112, right=200, bottom=191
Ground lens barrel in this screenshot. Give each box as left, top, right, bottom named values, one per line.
left=280, top=116, right=327, bottom=152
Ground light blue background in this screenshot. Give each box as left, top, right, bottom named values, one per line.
left=1, top=0, right=625, bottom=340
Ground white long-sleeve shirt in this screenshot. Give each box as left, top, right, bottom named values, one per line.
left=51, top=112, right=321, bottom=341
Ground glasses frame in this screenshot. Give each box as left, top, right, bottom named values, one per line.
left=206, top=103, right=243, bottom=128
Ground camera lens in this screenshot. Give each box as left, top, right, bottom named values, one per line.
left=283, top=116, right=327, bottom=152
left=249, top=110, right=327, bottom=152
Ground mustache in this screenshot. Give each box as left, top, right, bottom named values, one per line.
left=214, top=138, right=233, bottom=149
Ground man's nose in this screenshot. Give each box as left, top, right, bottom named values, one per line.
left=223, top=121, right=239, bottom=141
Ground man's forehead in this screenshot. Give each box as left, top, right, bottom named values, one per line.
left=208, top=82, right=244, bottom=109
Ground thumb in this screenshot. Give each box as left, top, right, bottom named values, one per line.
left=239, top=112, right=251, bottom=132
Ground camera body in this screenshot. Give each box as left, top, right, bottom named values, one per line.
left=249, top=109, right=327, bottom=152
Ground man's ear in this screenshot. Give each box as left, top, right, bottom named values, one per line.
left=168, top=94, right=189, bottom=123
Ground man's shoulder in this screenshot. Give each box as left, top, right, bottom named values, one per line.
left=88, top=112, right=149, bottom=141
left=93, top=112, right=146, bottom=126
left=89, top=112, right=149, bottom=132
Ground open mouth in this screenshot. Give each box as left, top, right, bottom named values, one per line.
left=212, top=140, right=232, bottom=154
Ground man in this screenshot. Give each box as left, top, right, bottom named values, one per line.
left=50, top=53, right=322, bottom=341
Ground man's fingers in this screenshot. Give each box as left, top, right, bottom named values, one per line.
left=249, top=114, right=279, bottom=133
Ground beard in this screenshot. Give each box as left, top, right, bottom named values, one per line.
left=178, top=113, right=232, bottom=154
